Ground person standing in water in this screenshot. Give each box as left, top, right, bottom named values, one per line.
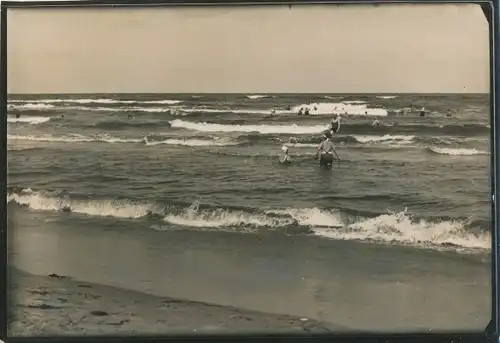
left=329, top=113, right=341, bottom=134
left=446, top=109, right=452, bottom=117
left=316, top=131, right=339, bottom=168
left=420, top=107, right=426, bottom=117
left=372, top=117, right=380, bottom=126
left=279, top=145, right=292, bottom=164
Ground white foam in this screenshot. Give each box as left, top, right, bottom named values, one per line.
left=8, top=103, right=55, bottom=111
left=8, top=190, right=490, bottom=252
left=8, top=190, right=161, bottom=219
left=353, top=134, right=415, bottom=144
left=170, top=119, right=327, bottom=134
left=7, top=116, right=51, bottom=124
left=163, top=202, right=291, bottom=229
left=311, top=209, right=489, bottom=250
left=7, top=134, right=143, bottom=144
left=145, top=138, right=235, bottom=147
left=343, top=100, right=367, bottom=104
left=246, top=95, right=268, bottom=100
left=9, top=98, right=183, bottom=105
left=429, top=147, right=489, bottom=156
left=376, top=96, right=398, bottom=99
left=291, top=102, right=387, bottom=116
left=180, top=107, right=289, bottom=115
left=270, top=207, right=490, bottom=250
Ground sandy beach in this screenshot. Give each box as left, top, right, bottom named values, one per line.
left=8, top=267, right=338, bottom=336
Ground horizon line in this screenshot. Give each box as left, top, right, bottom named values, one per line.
left=6, top=92, right=491, bottom=96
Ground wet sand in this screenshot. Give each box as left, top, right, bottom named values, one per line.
left=8, top=267, right=339, bottom=336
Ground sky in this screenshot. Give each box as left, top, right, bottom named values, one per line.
left=7, top=3, right=490, bottom=94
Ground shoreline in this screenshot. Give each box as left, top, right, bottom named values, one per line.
left=8, top=267, right=342, bottom=336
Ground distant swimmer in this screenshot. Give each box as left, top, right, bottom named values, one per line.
left=329, top=113, right=341, bottom=134
left=128, top=114, right=134, bottom=119
left=15, top=114, right=20, bottom=119
left=420, top=107, right=426, bottom=117
left=286, top=105, right=291, bottom=111
left=314, top=106, right=318, bottom=111
left=372, top=117, right=380, bottom=126
left=60, top=114, right=65, bottom=119
left=298, top=108, right=304, bottom=116
left=271, top=109, right=276, bottom=116
left=316, top=131, right=339, bottom=168
left=304, top=108, right=310, bottom=116
left=446, top=109, right=452, bottom=117
left=279, top=145, right=292, bottom=164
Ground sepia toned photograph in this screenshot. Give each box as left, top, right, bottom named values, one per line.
left=6, top=2, right=492, bottom=336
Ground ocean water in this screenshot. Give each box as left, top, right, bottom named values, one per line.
left=7, top=93, right=492, bottom=331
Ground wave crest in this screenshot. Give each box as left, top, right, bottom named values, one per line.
left=8, top=190, right=490, bottom=252
left=8, top=116, right=51, bottom=124
left=170, top=119, right=327, bottom=134
left=428, top=147, right=489, bottom=156
left=8, top=189, right=162, bottom=219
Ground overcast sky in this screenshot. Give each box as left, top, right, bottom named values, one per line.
left=7, top=3, right=489, bottom=94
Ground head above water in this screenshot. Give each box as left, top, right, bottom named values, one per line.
left=282, top=145, right=289, bottom=153
left=324, top=131, right=332, bottom=139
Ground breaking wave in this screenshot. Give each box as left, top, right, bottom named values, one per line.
left=352, top=134, right=415, bottom=144
left=170, top=119, right=328, bottom=134
left=428, top=147, right=489, bottom=156
left=8, top=103, right=56, bottom=111
left=7, top=134, right=143, bottom=144
left=246, top=95, right=269, bottom=100
left=376, top=96, right=398, bottom=99
left=8, top=189, right=490, bottom=253
left=9, top=98, right=183, bottom=105
left=8, top=189, right=162, bottom=219
left=7, top=133, right=237, bottom=147
left=144, top=137, right=236, bottom=147
left=7, top=116, right=51, bottom=124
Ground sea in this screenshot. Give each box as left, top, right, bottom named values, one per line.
left=6, top=93, right=493, bottom=332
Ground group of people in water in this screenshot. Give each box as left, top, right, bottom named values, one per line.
left=278, top=105, right=454, bottom=169
left=279, top=114, right=342, bottom=168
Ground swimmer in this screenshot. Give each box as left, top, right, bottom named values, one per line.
left=60, top=114, right=65, bottom=119
left=316, top=131, right=339, bottom=168
left=304, top=108, right=310, bottom=116
left=128, top=114, right=134, bottom=119
left=372, top=117, right=380, bottom=126
left=271, top=109, right=276, bottom=116
left=279, top=145, right=292, bottom=164
left=330, top=113, right=341, bottom=134
left=446, top=109, right=452, bottom=117
left=286, top=105, right=291, bottom=111
left=420, top=107, right=426, bottom=117
left=15, top=114, right=20, bottom=119
left=314, top=106, right=318, bottom=111
left=298, top=108, right=304, bottom=116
